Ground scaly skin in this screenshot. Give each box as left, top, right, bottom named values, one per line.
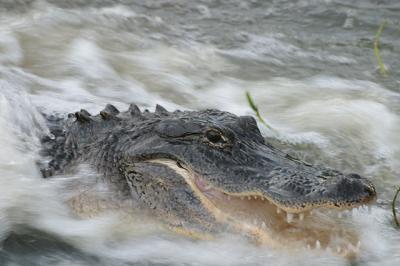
left=39, top=104, right=377, bottom=256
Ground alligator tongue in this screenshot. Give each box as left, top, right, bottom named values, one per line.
left=194, top=177, right=225, bottom=199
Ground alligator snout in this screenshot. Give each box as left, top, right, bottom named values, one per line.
left=326, top=173, right=376, bottom=206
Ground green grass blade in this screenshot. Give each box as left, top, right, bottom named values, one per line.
left=374, top=21, right=388, bottom=77
left=245, top=92, right=273, bottom=130
left=393, top=186, right=400, bottom=227
left=246, top=92, right=264, bottom=123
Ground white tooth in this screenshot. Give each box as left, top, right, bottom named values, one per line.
left=286, top=213, right=293, bottom=223
left=240, top=196, right=244, bottom=200
left=227, top=195, right=231, bottom=201
left=306, top=244, right=311, bottom=250
left=254, top=196, right=258, bottom=200
left=261, top=222, right=266, bottom=229
left=336, top=246, right=341, bottom=253
left=299, top=213, right=304, bottom=221
left=248, top=196, right=251, bottom=200
left=337, top=212, right=343, bottom=219
left=253, top=219, right=258, bottom=225
left=356, top=241, right=361, bottom=249
left=276, top=208, right=282, bottom=214
left=368, top=206, right=372, bottom=213
left=315, top=240, right=321, bottom=249
left=261, top=197, right=265, bottom=201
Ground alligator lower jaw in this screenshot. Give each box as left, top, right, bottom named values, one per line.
left=150, top=159, right=369, bottom=258
left=193, top=179, right=369, bottom=257
left=192, top=177, right=369, bottom=258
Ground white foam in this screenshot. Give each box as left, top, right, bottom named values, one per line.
left=0, top=32, right=22, bottom=65
left=67, top=38, right=117, bottom=80
left=97, top=5, right=137, bottom=17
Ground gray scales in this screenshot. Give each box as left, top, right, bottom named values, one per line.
left=38, top=104, right=377, bottom=255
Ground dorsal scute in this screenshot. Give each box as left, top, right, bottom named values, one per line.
left=74, top=109, right=92, bottom=123
left=104, top=104, right=120, bottom=115
left=128, top=103, right=142, bottom=117
left=155, top=104, right=168, bottom=115
left=100, top=104, right=120, bottom=120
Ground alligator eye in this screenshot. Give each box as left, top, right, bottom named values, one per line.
left=205, top=129, right=226, bottom=145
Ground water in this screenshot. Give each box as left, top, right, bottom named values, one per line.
left=0, top=0, right=399, bottom=265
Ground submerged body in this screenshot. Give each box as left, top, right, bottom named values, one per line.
left=39, top=104, right=376, bottom=257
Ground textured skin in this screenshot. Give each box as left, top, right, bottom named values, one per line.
left=39, top=104, right=376, bottom=233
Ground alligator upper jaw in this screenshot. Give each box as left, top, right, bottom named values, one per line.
left=150, top=159, right=374, bottom=257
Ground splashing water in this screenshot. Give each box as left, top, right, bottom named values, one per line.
left=0, top=1, right=399, bottom=265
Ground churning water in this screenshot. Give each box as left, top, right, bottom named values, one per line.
left=0, top=0, right=399, bottom=265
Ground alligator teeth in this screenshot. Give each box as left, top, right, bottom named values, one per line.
left=227, top=195, right=231, bottom=201
left=253, top=196, right=258, bottom=200
left=315, top=240, right=321, bottom=249
left=240, top=196, right=244, bottom=200
left=261, top=197, right=265, bottom=201
left=356, top=241, right=361, bottom=249
left=299, top=213, right=304, bottom=221
left=368, top=206, right=372, bottom=213
left=276, top=208, right=282, bottom=214
left=286, top=213, right=293, bottom=223
left=336, top=246, right=341, bottom=253
left=248, top=196, right=251, bottom=200
left=306, top=244, right=311, bottom=250
left=261, top=222, right=266, bottom=229
left=337, top=212, right=343, bottom=219
left=253, top=219, right=258, bottom=225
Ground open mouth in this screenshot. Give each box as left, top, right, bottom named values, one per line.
left=152, top=159, right=374, bottom=257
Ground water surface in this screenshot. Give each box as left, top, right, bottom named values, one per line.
left=0, top=1, right=399, bottom=265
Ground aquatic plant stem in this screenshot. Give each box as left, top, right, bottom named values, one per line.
left=392, top=186, right=400, bottom=227
left=245, top=92, right=273, bottom=130
left=374, top=21, right=388, bottom=77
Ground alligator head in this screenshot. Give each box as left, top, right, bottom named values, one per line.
left=41, top=104, right=377, bottom=257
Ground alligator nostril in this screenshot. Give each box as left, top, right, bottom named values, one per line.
left=364, top=184, right=376, bottom=197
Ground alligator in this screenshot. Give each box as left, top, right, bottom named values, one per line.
left=39, top=103, right=376, bottom=257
